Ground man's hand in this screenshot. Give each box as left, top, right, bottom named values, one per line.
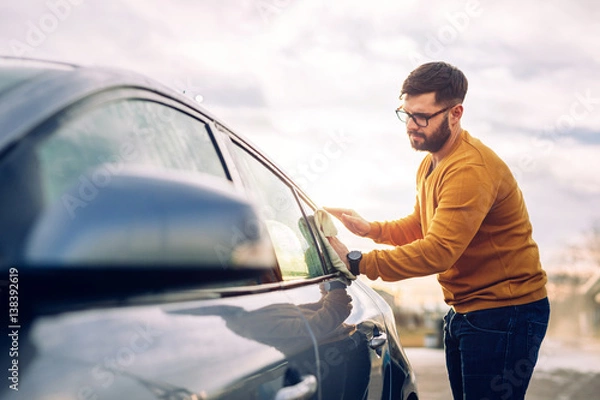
left=323, top=207, right=371, bottom=237
left=326, top=236, right=350, bottom=269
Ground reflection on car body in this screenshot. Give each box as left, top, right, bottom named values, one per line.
left=0, top=56, right=418, bottom=400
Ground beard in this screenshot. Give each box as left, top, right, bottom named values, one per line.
left=408, top=115, right=451, bottom=152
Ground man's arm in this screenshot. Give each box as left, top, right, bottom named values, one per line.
left=325, top=201, right=423, bottom=246
left=365, top=199, right=423, bottom=246
left=361, top=163, right=496, bottom=281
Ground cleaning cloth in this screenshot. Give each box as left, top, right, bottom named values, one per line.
left=314, top=209, right=357, bottom=281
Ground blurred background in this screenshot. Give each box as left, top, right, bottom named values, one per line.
left=2, top=0, right=599, bottom=345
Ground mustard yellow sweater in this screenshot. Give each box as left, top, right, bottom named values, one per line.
left=361, top=130, right=547, bottom=313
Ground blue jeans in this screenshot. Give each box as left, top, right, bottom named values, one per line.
left=443, top=298, right=550, bottom=400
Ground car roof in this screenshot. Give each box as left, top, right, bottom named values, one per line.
left=0, top=56, right=305, bottom=206
left=0, top=56, right=226, bottom=152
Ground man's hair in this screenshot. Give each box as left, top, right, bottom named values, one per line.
left=401, top=61, right=468, bottom=106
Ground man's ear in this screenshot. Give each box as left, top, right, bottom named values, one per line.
left=450, top=104, right=464, bottom=123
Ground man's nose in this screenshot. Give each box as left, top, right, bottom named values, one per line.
left=406, top=116, right=420, bottom=130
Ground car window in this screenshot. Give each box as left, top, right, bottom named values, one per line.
left=297, top=196, right=335, bottom=275
left=33, top=99, right=228, bottom=205
left=230, top=143, right=325, bottom=280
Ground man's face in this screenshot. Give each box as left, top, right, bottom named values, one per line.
left=401, top=92, right=452, bottom=153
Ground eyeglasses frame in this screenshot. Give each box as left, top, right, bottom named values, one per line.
left=395, top=104, right=456, bottom=128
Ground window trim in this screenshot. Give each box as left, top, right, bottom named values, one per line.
left=198, top=273, right=339, bottom=298
left=294, top=188, right=336, bottom=275
left=228, top=138, right=334, bottom=279
left=23, top=87, right=233, bottom=182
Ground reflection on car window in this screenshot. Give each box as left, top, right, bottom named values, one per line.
left=298, top=197, right=334, bottom=275
left=230, top=144, right=324, bottom=280
left=34, top=99, right=227, bottom=204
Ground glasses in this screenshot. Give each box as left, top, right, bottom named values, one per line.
left=395, top=104, right=455, bottom=128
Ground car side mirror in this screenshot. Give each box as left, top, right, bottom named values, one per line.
left=23, top=167, right=277, bottom=273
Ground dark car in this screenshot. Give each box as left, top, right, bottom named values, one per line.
left=0, top=56, right=418, bottom=400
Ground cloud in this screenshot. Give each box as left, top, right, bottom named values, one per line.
left=1, top=0, right=599, bottom=269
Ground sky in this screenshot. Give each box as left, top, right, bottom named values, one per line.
left=2, top=0, right=599, bottom=292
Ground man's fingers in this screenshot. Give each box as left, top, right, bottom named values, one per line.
left=341, top=213, right=356, bottom=223
left=327, top=236, right=346, bottom=252
left=326, top=236, right=350, bottom=266
left=323, top=207, right=353, bottom=220
left=341, top=214, right=370, bottom=236
left=324, top=208, right=369, bottom=236
left=341, top=213, right=364, bottom=228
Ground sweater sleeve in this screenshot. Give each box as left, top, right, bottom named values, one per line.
left=365, top=199, right=423, bottom=246
left=361, top=162, right=497, bottom=281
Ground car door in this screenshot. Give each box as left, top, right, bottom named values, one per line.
left=0, top=89, right=321, bottom=400
left=226, top=139, right=389, bottom=399
left=7, top=291, right=321, bottom=400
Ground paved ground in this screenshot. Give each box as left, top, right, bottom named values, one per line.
left=404, top=337, right=600, bottom=400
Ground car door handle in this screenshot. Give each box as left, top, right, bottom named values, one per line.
left=369, top=332, right=387, bottom=350
left=275, top=374, right=318, bottom=400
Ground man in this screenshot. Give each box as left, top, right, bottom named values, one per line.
left=326, top=61, right=549, bottom=400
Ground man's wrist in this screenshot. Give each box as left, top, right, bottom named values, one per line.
left=346, top=250, right=362, bottom=276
